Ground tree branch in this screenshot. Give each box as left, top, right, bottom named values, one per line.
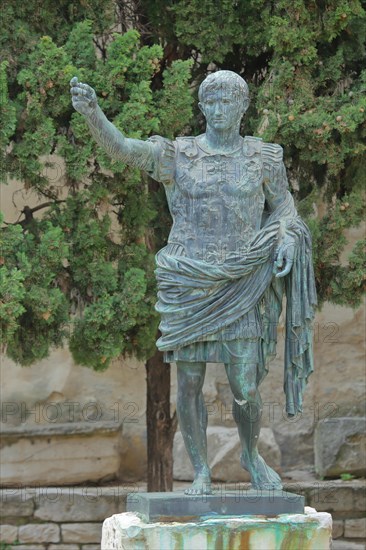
left=4, top=201, right=65, bottom=228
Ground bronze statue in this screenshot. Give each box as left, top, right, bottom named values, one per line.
left=70, top=70, right=316, bottom=495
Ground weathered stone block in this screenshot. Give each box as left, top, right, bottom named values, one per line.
left=18, top=523, right=60, bottom=543
left=332, top=519, right=344, bottom=539
left=101, top=507, right=332, bottom=549
left=61, top=522, right=102, bottom=544
left=48, top=546, right=80, bottom=550
left=0, top=524, right=18, bottom=543
left=34, top=487, right=125, bottom=521
left=331, top=541, right=366, bottom=550
left=174, top=426, right=281, bottom=481
left=0, top=422, right=122, bottom=485
left=304, top=482, right=366, bottom=514
left=14, top=546, right=46, bottom=550
left=0, top=491, right=34, bottom=517
left=314, top=417, right=366, bottom=478
left=344, top=518, right=366, bottom=538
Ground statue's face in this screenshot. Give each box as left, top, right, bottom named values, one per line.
left=199, top=86, right=248, bottom=131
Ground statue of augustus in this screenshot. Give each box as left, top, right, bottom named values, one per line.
left=71, top=70, right=316, bottom=495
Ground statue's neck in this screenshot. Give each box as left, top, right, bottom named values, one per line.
left=203, top=125, right=242, bottom=153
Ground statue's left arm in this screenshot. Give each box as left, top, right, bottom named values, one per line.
left=262, top=143, right=298, bottom=278
left=260, top=143, right=316, bottom=418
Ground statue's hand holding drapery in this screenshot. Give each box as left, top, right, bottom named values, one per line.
left=261, top=142, right=300, bottom=279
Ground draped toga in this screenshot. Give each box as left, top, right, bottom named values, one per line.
left=144, top=134, right=317, bottom=416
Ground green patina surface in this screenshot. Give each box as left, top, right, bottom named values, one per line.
left=101, top=509, right=332, bottom=549
left=72, top=69, right=317, bottom=495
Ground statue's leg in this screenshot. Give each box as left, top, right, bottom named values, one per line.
left=225, top=362, right=282, bottom=490
left=176, top=360, right=211, bottom=495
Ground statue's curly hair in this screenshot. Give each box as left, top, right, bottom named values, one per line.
left=198, top=70, right=249, bottom=104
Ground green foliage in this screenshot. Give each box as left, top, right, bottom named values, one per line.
left=340, top=472, right=356, bottom=480
left=308, top=192, right=366, bottom=307
left=0, top=61, right=17, bottom=180
left=64, top=20, right=96, bottom=71
left=247, top=1, right=366, bottom=309
left=1, top=0, right=365, bottom=371
left=1, top=12, right=193, bottom=368
left=0, top=0, right=114, bottom=77
left=0, top=217, right=69, bottom=364
left=142, top=0, right=366, bottom=307
left=0, top=266, right=26, bottom=344
left=156, top=59, right=194, bottom=139
left=171, top=0, right=244, bottom=64
left=70, top=267, right=157, bottom=369
left=0, top=62, right=16, bottom=147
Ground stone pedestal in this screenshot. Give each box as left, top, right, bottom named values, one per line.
left=101, top=506, right=332, bottom=549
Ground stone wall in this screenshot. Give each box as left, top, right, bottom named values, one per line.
left=0, top=482, right=365, bottom=548
left=0, top=486, right=124, bottom=548
left=1, top=422, right=124, bottom=486
left=0, top=351, right=148, bottom=484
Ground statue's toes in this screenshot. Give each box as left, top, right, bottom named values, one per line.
left=184, top=486, right=211, bottom=496
left=184, top=488, right=198, bottom=495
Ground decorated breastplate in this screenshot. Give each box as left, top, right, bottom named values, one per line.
left=166, top=136, right=265, bottom=263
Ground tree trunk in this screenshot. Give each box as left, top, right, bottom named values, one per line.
left=145, top=347, right=177, bottom=492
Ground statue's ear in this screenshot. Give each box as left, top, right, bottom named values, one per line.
left=242, top=97, right=250, bottom=114
left=198, top=102, right=205, bottom=116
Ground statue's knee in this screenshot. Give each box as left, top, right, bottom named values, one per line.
left=246, top=385, right=257, bottom=401
left=233, top=383, right=257, bottom=405
left=233, top=386, right=262, bottom=424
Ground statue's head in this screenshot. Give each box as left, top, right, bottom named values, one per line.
left=198, top=71, right=249, bottom=131
left=199, top=71, right=249, bottom=104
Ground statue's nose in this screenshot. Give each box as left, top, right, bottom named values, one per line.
left=214, top=102, right=223, bottom=115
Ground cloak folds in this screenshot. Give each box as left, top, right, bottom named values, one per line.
left=155, top=193, right=317, bottom=416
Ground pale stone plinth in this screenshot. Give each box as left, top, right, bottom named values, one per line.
left=101, top=506, right=332, bottom=549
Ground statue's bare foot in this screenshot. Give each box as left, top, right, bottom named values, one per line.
left=241, top=453, right=282, bottom=490
left=184, top=473, right=212, bottom=495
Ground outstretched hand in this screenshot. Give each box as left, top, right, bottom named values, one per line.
left=274, top=238, right=296, bottom=278
left=70, top=77, right=98, bottom=117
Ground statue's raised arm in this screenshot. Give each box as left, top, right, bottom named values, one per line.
left=69, top=77, right=158, bottom=174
